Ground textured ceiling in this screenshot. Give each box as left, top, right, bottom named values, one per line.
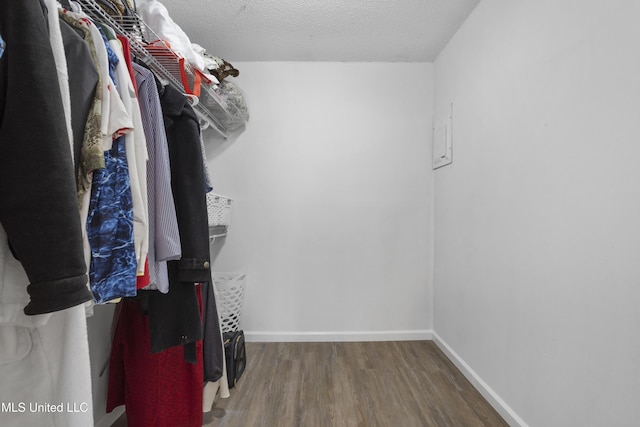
left=155, top=0, right=480, bottom=62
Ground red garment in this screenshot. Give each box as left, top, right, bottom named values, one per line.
left=106, top=293, right=203, bottom=427
left=136, top=257, right=150, bottom=289
left=117, top=35, right=138, bottom=97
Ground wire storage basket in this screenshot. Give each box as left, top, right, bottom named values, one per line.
left=75, top=0, right=249, bottom=138
left=206, top=193, right=233, bottom=226
left=212, top=273, right=246, bottom=333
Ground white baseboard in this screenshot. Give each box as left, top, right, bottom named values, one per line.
left=431, top=332, right=528, bottom=427
left=244, top=329, right=433, bottom=342
left=95, top=406, right=125, bottom=427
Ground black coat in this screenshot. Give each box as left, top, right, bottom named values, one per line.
left=146, top=84, right=211, bottom=357
left=0, top=1, right=92, bottom=315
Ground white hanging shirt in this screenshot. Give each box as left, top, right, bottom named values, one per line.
left=136, top=0, right=206, bottom=72
left=109, top=37, right=150, bottom=277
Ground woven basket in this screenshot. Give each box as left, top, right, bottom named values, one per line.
left=206, top=193, right=233, bottom=226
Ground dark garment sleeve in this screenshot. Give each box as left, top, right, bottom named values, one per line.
left=202, top=279, right=224, bottom=382
left=146, top=278, right=203, bottom=355
left=0, top=2, right=92, bottom=315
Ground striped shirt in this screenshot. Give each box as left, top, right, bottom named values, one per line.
left=133, top=63, right=182, bottom=293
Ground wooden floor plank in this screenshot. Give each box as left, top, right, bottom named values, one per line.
left=202, top=341, right=508, bottom=427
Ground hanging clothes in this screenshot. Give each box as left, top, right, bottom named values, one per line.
left=145, top=83, right=211, bottom=354
left=1, top=2, right=228, bottom=425
left=58, top=10, right=105, bottom=203
left=0, top=2, right=94, bottom=427
left=85, top=25, right=137, bottom=304
left=133, top=62, right=181, bottom=294
left=107, top=34, right=150, bottom=280
left=86, top=137, right=137, bottom=303
left=0, top=0, right=92, bottom=317
left=47, top=0, right=75, bottom=161
left=58, top=16, right=100, bottom=185
left=60, top=6, right=135, bottom=310
left=106, top=289, right=204, bottom=427
left=107, top=84, right=211, bottom=427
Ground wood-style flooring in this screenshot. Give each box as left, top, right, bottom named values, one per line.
left=202, top=341, right=508, bottom=427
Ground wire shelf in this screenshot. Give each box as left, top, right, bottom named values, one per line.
left=76, top=0, right=248, bottom=137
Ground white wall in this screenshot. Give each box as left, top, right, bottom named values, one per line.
left=205, top=62, right=434, bottom=341
left=433, top=1, right=640, bottom=426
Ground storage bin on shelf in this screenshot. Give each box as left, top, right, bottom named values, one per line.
left=206, top=193, right=233, bottom=226
left=212, top=273, right=246, bottom=333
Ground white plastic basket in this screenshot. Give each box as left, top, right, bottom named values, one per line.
left=206, top=193, right=233, bottom=226
left=212, top=272, right=246, bottom=333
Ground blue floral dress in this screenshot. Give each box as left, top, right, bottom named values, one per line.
left=87, top=136, right=137, bottom=303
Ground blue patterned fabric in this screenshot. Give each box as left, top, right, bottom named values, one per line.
left=87, top=137, right=137, bottom=303
left=99, top=28, right=118, bottom=84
